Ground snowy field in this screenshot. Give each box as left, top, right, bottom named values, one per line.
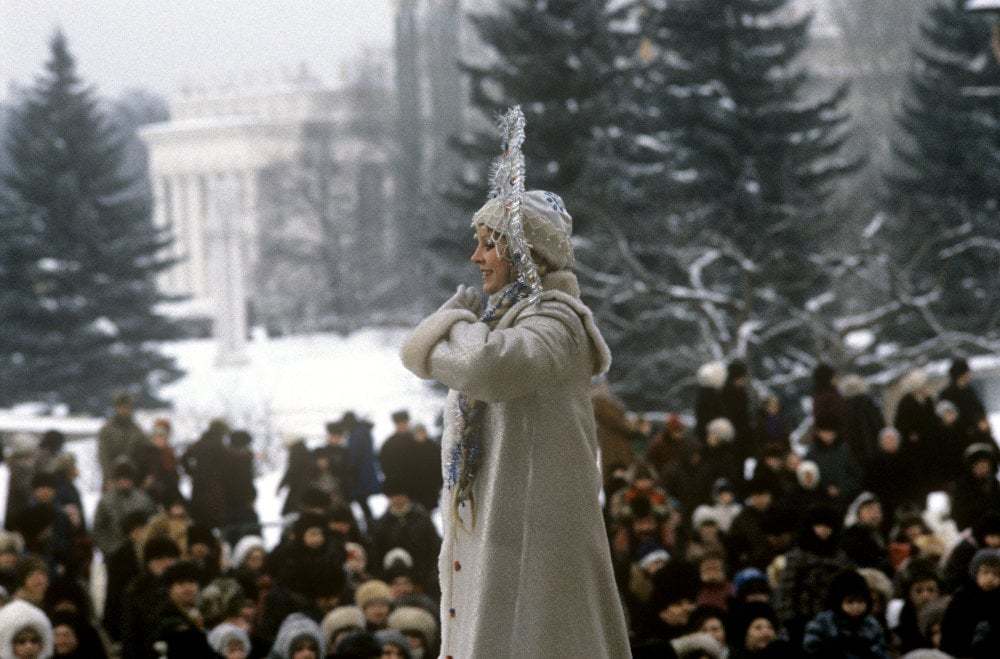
left=0, top=328, right=448, bottom=547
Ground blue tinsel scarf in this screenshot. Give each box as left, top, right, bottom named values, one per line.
left=446, top=280, right=528, bottom=531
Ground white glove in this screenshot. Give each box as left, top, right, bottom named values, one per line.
left=437, top=284, right=481, bottom=315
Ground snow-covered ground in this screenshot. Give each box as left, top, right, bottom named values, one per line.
left=0, top=328, right=447, bottom=547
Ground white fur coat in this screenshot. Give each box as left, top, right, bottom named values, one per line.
left=402, top=271, right=631, bottom=659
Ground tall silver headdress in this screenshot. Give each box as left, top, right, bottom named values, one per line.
left=486, top=106, right=543, bottom=303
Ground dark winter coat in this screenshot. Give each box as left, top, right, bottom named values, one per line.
left=92, top=487, right=156, bottom=556
left=807, top=439, right=862, bottom=511
left=408, top=439, right=444, bottom=512
left=940, top=382, right=989, bottom=446
left=593, top=391, right=635, bottom=480
left=120, top=571, right=167, bottom=659
left=49, top=611, right=108, bottom=659
left=97, top=414, right=146, bottom=481
left=279, top=442, right=312, bottom=516
left=840, top=524, right=890, bottom=574
left=943, top=536, right=980, bottom=593
left=954, top=478, right=1000, bottom=536
left=181, top=430, right=230, bottom=529
left=695, top=386, right=726, bottom=443
left=149, top=598, right=212, bottom=658
left=894, top=394, right=940, bottom=500
left=313, top=443, right=353, bottom=504
left=102, top=540, right=141, bottom=641
left=369, top=503, right=441, bottom=587
left=802, top=610, right=890, bottom=658
left=223, top=447, right=259, bottom=539
left=702, top=443, right=743, bottom=495
left=842, top=394, right=884, bottom=469
left=132, top=442, right=180, bottom=505
left=347, top=421, right=381, bottom=499
left=940, top=582, right=1000, bottom=658
left=812, top=387, right=846, bottom=436
left=379, top=431, right=418, bottom=492
left=775, top=533, right=853, bottom=646
left=722, top=383, right=755, bottom=460
left=863, top=448, right=915, bottom=520
left=727, top=506, right=772, bottom=571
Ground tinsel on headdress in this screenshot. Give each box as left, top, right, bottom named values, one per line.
left=487, top=106, right=543, bottom=303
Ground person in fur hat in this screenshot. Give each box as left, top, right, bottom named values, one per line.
left=951, top=443, right=1000, bottom=533
left=695, top=362, right=728, bottom=443
left=721, top=361, right=756, bottom=462
left=939, top=357, right=993, bottom=448
left=269, top=613, right=323, bottom=659
left=801, top=568, right=890, bottom=658
left=387, top=606, right=437, bottom=659
left=374, top=629, right=411, bottom=659
left=321, top=606, right=365, bottom=654
left=893, top=369, right=940, bottom=504
left=0, top=599, right=53, bottom=659
left=838, top=375, right=884, bottom=470
left=940, top=548, right=1000, bottom=657
left=400, top=107, right=629, bottom=658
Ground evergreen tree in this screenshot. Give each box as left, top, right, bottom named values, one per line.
left=590, top=0, right=859, bottom=408
left=0, top=32, right=182, bottom=413
left=878, top=0, right=1000, bottom=362
left=433, top=0, right=615, bottom=295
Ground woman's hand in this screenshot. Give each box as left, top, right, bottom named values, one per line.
left=437, top=284, right=481, bottom=315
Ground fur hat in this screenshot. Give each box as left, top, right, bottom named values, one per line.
left=354, top=580, right=392, bottom=609
left=965, top=442, right=997, bottom=466
left=387, top=606, right=437, bottom=646
left=706, top=418, right=735, bottom=442
left=844, top=492, right=880, bottom=527
left=638, top=549, right=671, bottom=571
left=727, top=360, right=748, bottom=381
left=935, top=399, right=958, bottom=419
left=321, top=606, right=365, bottom=647
left=858, top=567, right=893, bottom=603
left=142, top=535, right=181, bottom=564
left=163, top=560, right=202, bottom=586
left=838, top=374, right=869, bottom=398
left=697, top=362, right=727, bottom=390
left=728, top=602, right=777, bottom=651
left=970, top=548, right=1000, bottom=580
left=692, top=506, right=724, bottom=530
left=0, top=600, right=54, bottom=659
left=472, top=190, right=575, bottom=271
left=199, top=578, right=246, bottom=627
left=899, top=368, right=929, bottom=395
left=0, top=532, right=24, bottom=556
left=916, top=596, right=950, bottom=641
left=796, top=461, right=820, bottom=488
left=949, top=358, right=971, bottom=381
left=207, top=622, right=251, bottom=655
left=826, top=569, right=872, bottom=610
left=374, top=629, right=412, bottom=659
left=272, top=613, right=324, bottom=658
left=230, top=535, right=266, bottom=569
left=670, top=632, right=726, bottom=659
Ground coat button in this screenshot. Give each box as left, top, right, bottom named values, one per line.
left=449, top=608, right=456, bottom=618
left=454, top=560, right=461, bottom=572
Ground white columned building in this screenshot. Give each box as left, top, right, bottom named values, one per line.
left=140, top=68, right=390, bottom=353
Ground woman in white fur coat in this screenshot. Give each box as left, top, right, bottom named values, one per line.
left=0, top=600, right=53, bottom=659
left=401, top=187, right=631, bottom=658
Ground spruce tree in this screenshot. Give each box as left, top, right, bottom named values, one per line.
left=433, top=0, right=614, bottom=294
left=883, top=0, right=1000, bottom=358
left=0, top=32, right=182, bottom=413
left=592, top=0, right=859, bottom=407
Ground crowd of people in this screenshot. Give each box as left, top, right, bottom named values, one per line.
left=0, top=399, right=443, bottom=658
left=0, top=356, right=996, bottom=658
left=602, top=357, right=1000, bottom=658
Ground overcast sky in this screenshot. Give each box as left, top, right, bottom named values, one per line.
left=0, top=1, right=396, bottom=103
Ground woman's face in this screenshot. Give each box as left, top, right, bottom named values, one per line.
left=381, top=644, right=407, bottom=659
left=699, top=616, right=726, bottom=646
left=12, top=627, right=43, bottom=659
left=471, top=225, right=514, bottom=295
left=53, top=625, right=77, bottom=655
left=290, top=638, right=318, bottom=659
left=744, top=618, right=775, bottom=651
left=244, top=548, right=265, bottom=572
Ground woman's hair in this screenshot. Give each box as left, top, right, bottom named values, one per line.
left=474, top=226, right=558, bottom=276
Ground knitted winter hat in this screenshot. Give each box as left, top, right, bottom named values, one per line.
left=733, top=568, right=770, bottom=599
left=697, top=362, right=727, bottom=390
left=207, top=622, right=251, bottom=655
left=970, top=548, right=1000, bottom=580
left=796, top=461, right=820, bottom=489
left=272, top=613, right=324, bottom=658
left=388, top=606, right=438, bottom=646
left=321, top=606, right=365, bottom=646
left=374, top=629, right=412, bottom=659
left=472, top=190, right=575, bottom=271
left=382, top=547, right=414, bottom=573
left=354, top=580, right=392, bottom=609
left=706, top=418, right=735, bottom=442
left=230, top=535, right=266, bottom=569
